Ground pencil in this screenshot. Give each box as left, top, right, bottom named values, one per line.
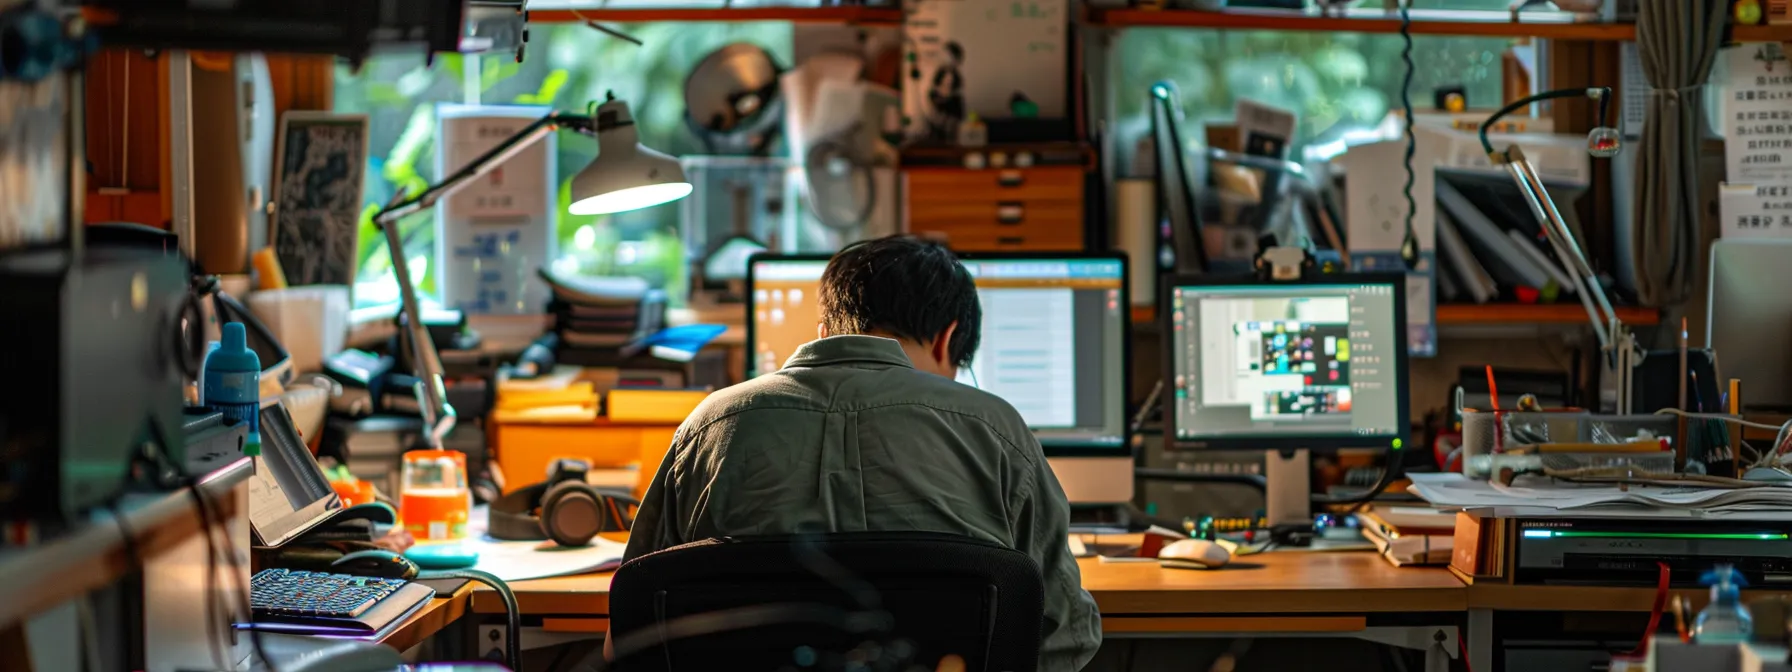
left=1679, top=317, right=1689, bottom=412
left=1485, top=365, right=1500, bottom=411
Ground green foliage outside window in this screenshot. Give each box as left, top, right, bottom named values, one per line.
left=1112, top=0, right=1520, bottom=162
left=334, top=22, right=792, bottom=309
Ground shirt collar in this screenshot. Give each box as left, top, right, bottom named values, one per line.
left=783, top=335, right=916, bottom=370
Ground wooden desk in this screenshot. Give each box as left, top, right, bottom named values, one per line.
left=1084, top=552, right=1466, bottom=630
left=460, top=550, right=1469, bottom=636
left=380, top=582, right=477, bottom=652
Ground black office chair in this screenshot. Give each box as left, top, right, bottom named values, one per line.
left=607, top=531, right=1045, bottom=672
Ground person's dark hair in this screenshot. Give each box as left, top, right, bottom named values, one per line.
left=819, top=235, right=981, bottom=368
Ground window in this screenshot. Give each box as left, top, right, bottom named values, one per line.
left=1112, top=0, right=1519, bottom=162
left=334, top=22, right=793, bottom=309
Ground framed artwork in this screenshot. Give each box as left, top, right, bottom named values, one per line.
left=271, top=111, right=368, bottom=290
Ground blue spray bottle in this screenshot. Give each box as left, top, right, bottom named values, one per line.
left=204, top=322, right=262, bottom=456
left=1695, top=564, right=1752, bottom=644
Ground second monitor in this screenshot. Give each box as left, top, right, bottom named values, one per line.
left=1164, top=275, right=1409, bottom=451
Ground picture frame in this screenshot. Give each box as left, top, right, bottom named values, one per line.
left=270, top=111, right=369, bottom=292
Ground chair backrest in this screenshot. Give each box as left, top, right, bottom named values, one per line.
left=608, top=531, right=1044, bottom=672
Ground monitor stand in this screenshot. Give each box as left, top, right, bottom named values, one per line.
left=1265, top=449, right=1312, bottom=527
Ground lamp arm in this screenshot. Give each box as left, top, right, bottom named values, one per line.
left=371, top=111, right=591, bottom=449
left=375, top=113, right=588, bottom=225
left=1479, top=87, right=1613, bottom=157
left=1481, top=87, right=1624, bottom=359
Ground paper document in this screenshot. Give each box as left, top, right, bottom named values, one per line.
left=1407, top=472, right=1792, bottom=513
left=451, top=505, right=627, bottom=582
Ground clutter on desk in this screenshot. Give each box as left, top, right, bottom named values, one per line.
left=1355, top=506, right=1456, bottom=567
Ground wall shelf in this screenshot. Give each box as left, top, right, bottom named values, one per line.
left=527, top=5, right=903, bottom=25
left=1087, top=7, right=1792, bottom=43
left=1131, top=303, right=1661, bottom=327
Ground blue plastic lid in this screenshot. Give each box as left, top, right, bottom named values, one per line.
left=209, top=322, right=260, bottom=373
left=1702, top=565, right=1747, bottom=603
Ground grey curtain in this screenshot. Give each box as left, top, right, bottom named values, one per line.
left=1631, top=0, right=1726, bottom=307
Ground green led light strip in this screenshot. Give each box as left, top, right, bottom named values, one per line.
left=1523, top=530, right=1788, bottom=541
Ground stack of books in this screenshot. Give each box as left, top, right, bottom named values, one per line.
left=1355, top=506, right=1457, bottom=567
left=1434, top=169, right=1587, bottom=305
left=537, top=269, right=667, bottom=365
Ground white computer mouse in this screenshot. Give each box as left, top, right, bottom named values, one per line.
left=1158, top=538, right=1232, bottom=570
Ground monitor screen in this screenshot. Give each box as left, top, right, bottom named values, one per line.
left=747, top=254, right=1130, bottom=451
left=1165, top=276, right=1408, bottom=449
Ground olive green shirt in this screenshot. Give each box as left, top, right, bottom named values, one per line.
left=624, top=335, right=1102, bottom=671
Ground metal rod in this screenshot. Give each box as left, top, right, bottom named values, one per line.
left=379, top=212, right=455, bottom=448
left=1505, top=158, right=1611, bottom=349
left=372, top=112, right=591, bottom=448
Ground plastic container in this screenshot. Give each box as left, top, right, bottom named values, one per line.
left=203, top=322, right=261, bottom=454
left=401, top=450, right=471, bottom=541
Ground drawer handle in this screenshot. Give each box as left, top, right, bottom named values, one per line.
left=997, top=171, right=1025, bottom=187
left=997, top=236, right=1026, bottom=246
left=997, top=202, right=1025, bottom=224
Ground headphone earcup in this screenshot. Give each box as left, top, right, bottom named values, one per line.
left=538, top=481, right=603, bottom=548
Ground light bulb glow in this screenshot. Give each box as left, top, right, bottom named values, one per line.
left=1586, top=127, right=1622, bottom=158
left=568, top=182, right=694, bottom=215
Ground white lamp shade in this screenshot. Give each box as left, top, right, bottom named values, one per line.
left=568, top=97, right=693, bottom=216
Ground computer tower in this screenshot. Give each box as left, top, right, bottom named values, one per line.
left=0, top=248, right=190, bottom=518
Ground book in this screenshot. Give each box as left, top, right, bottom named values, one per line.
left=1357, top=507, right=1455, bottom=567
left=1437, top=178, right=1552, bottom=290
left=1436, top=208, right=1497, bottom=303
left=1504, top=229, right=1577, bottom=295
left=607, top=388, right=709, bottom=424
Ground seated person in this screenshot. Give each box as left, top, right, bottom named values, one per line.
left=613, top=235, right=1101, bottom=671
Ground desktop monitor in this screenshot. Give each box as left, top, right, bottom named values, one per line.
left=746, top=252, right=1134, bottom=503
left=1162, top=274, right=1410, bottom=451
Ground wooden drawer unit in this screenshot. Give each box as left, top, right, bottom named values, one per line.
left=903, top=166, right=1086, bottom=252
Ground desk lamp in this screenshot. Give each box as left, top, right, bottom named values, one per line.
left=373, top=93, right=692, bottom=448
left=1480, top=86, right=1637, bottom=413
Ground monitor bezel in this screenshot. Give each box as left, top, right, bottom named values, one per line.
left=1159, top=272, right=1411, bottom=452
left=744, top=250, right=1133, bottom=458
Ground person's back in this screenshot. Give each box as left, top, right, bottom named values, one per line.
left=619, top=237, right=1101, bottom=671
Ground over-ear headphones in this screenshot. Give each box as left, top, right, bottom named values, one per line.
left=488, top=459, right=638, bottom=547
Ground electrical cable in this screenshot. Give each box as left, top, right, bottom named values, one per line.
left=1653, top=408, right=1788, bottom=432
left=104, top=503, right=142, bottom=672
left=1625, top=562, right=1671, bottom=657
left=186, top=489, right=230, bottom=672
left=1397, top=0, right=1419, bottom=271
left=1338, top=456, right=1404, bottom=514
left=1479, top=87, right=1614, bottom=157
left=192, top=485, right=275, bottom=672
left=74, top=591, right=103, bottom=672
left=417, top=569, right=520, bottom=672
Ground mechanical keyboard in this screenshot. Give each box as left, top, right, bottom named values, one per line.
left=246, top=568, right=435, bottom=636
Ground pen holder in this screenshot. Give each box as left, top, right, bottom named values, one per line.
left=1461, top=409, right=1586, bottom=479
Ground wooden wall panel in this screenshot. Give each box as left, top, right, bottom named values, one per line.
left=83, top=49, right=168, bottom=226
left=81, top=52, right=335, bottom=228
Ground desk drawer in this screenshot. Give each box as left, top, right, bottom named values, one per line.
left=907, top=201, right=1083, bottom=251
left=904, top=167, right=1085, bottom=204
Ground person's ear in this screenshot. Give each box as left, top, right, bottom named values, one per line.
left=931, top=321, right=959, bottom=371
left=817, top=322, right=830, bottom=340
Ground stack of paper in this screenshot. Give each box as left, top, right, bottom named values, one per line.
left=1407, top=472, right=1792, bottom=515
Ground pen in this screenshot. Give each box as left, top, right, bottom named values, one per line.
left=1679, top=317, right=1689, bottom=413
